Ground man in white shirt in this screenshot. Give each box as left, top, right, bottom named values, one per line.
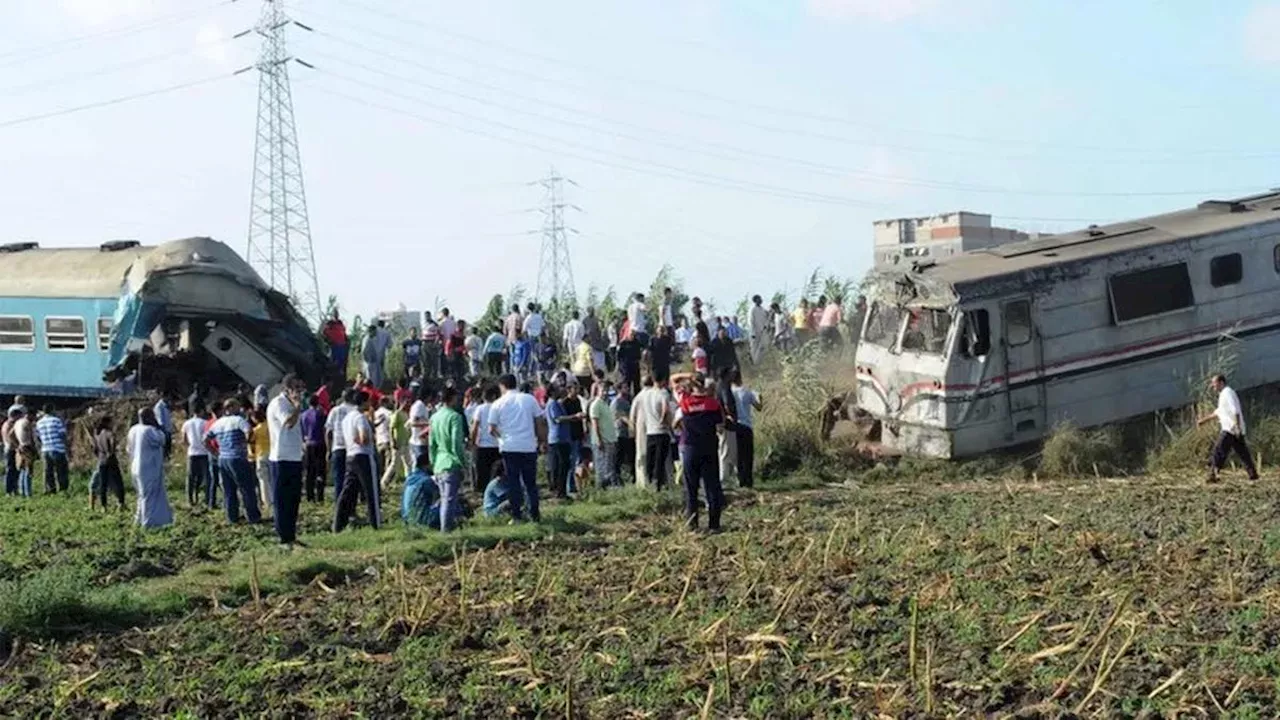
left=562, top=310, right=585, bottom=351
left=439, top=308, right=457, bottom=342
left=632, top=376, right=672, bottom=490
left=267, top=375, right=306, bottom=546
left=325, top=389, right=357, bottom=497
left=470, top=385, right=502, bottom=492
left=488, top=374, right=548, bottom=522
left=408, top=392, right=432, bottom=468
left=661, top=287, right=675, bottom=333
left=182, top=402, right=211, bottom=507
left=335, top=390, right=381, bottom=531
left=748, top=294, right=771, bottom=366
left=522, top=303, right=545, bottom=341
left=628, top=293, right=649, bottom=343
left=1198, top=374, right=1259, bottom=482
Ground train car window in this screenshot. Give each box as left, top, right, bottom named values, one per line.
left=901, top=308, right=952, bottom=355
left=863, top=302, right=904, bottom=349
left=1210, top=253, right=1242, bottom=287
left=1274, top=244, right=1280, bottom=274
left=97, top=318, right=113, bottom=352
left=1004, top=300, right=1032, bottom=346
left=45, top=317, right=86, bottom=352
left=0, top=316, right=34, bottom=350
left=959, top=309, right=990, bottom=358
left=1108, top=263, right=1194, bottom=323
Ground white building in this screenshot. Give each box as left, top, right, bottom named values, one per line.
left=873, top=211, right=1031, bottom=267
left=376, top=308, right=423, bottom=332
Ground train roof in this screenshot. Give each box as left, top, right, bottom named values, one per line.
left=0, top=237, right=258, bottom=299
left=910, top=190, right=1280, bottom=288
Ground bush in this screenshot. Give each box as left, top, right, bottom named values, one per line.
left=1039, top=422, right=1124, bottom=478
left=756, top=414, right=825, bottom=479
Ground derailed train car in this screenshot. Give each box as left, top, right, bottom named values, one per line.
left=855, top=190, right=1280, bottom=458
left=0, top=237, right=327, bottom=399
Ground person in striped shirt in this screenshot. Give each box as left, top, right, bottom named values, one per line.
left=35, top=405, right=69, bottom=494
left=205, top=400, right=261, bottom=525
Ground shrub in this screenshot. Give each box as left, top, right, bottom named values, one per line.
left=1039, top=422, right=1124, bottom=478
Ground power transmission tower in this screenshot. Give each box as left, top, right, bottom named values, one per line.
left=245, top=0, right=322, bottom=326
left=533, top=168, right=581, bottom=304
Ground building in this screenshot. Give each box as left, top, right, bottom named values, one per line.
left=873, top=211, right=1031, bottom=267
left=376, top=308, right=423, bottom=332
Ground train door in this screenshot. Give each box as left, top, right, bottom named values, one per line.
left=1001, top=297, right=1046, bottom=439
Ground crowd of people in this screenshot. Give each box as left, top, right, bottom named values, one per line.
left=0, top=288, right=860, bottom=546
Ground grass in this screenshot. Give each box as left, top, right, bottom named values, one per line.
left=12, top=355, right=1280, bottom=714
left=6, top=474, right=1280, bottom=715
left=0, top=466, right=678, bottom=641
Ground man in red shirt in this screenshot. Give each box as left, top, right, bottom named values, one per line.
left=322, top=309, right=348, bottom=377
left=670, top=372, right=726, bottom=533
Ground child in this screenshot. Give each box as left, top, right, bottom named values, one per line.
left=512, top=331, right=533, bottom=383
left=249, top=410, right=273, bottom=511
left=401, top=452, right=439, bottom=527
left=93, top=415, right=126, bottom=511
left=691, top=336, right=709, bottom=374
left=535, top=333, right=558, bottom=383
left=374, top=396, right=395, bottom=490
left=483, top=460, right=513, bottom=518
left=575, top=445, right=594, bottom=491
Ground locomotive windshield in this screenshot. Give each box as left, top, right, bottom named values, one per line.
left=863, top=301, right=904, bottom=348
left=901, top=308, right=952, bottom=355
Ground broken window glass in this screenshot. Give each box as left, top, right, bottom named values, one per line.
left=863, top=302, right=904, bottom=348
left=1108, top=263, right=1193, bottom=323
left=901, top=309, right=953, bottom=355
left=959, top=309, right=991, bottom=358
left=1004, top=300, right=1032, bottom=346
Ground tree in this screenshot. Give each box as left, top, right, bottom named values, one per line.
left=822, top=274, right=856, bottom=303
left=646, top=264, right=689, bottom=324
left=475, top=294, right=506, bottom=334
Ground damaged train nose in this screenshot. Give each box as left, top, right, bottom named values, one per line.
left=0, top=237, right=328, bottom=400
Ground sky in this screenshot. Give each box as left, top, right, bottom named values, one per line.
left=2, top=0, right=1279, bottom=321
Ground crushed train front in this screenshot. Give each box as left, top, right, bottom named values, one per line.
left=101, top=237, right=329, bottom=393
left=853, top=267, right=991, bottom=459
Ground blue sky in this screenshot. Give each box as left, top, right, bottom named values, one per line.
left=2, top=0, right=1279, bottom=321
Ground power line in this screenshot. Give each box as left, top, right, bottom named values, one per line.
left=307, top=70, right=895, bottom=211
left=0, top=0, right=235, bottom=69
left=0, top=74, right=238, bottom=130
left=0, top=36, right=246, bottom=97
left=302, top=39, right=1264, bottom=199
left=324, top=0, right=1280, bottom=159
left=301, top=80, right=1119, bottom=226
left=296, top=3, right=1280, bottom=166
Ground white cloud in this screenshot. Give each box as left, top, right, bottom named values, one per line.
left=1244, top=3, right=1280, bottom=66
left=59, top=0, right=155, bottom=26
left=195, top=23, right=231, bottom=69
left=805, top=0, right=942, bottom=23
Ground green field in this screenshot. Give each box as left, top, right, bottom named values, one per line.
left=3, top=462, right=1280, bottom=717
